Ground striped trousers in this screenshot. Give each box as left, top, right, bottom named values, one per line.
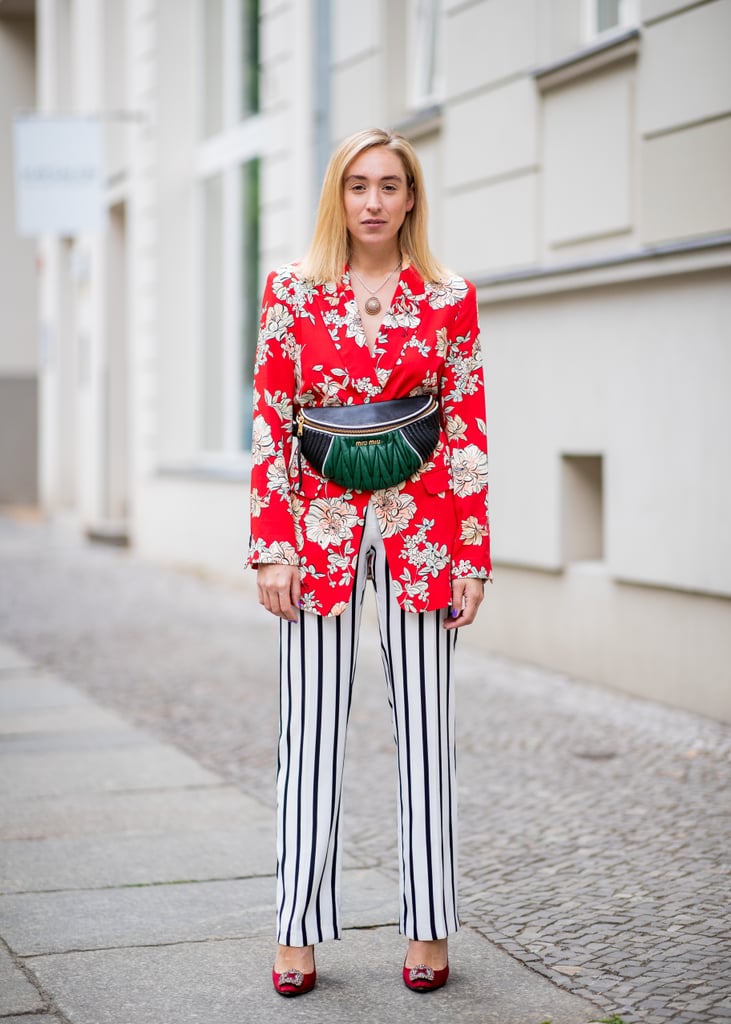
left=276, top=503, right=460, bottom=946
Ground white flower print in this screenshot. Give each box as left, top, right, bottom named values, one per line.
left=446, top=414, right=468, bottom=442
left=249, top=488, right=270, bottom=518
left=419, top=542, right=450, bottom=577
left=450, top=444, right=488, bottom=497
left=300, top=557, right=325, bottom=581
left=251, top=415, right=276, bottom=466
left=265, top=389, right=294, bottom=426
left=282, top=332, right=298, bottom=363
left=312, top=376, right=349, bottom=404
left=404, top=336, right=431, bottom=358
left=290, top=493, right=305, bottom=549
left=266, top=455, right=289, bottom=497
left=342, top=299, right=368, bottom=347
left=399, top=519, right=448, bottom=577
left=290, top=277, right=318, bottom=315
left=452, top=558, right=488, bottom=580
left=401, top=518, right=431, bottom=562
left=270, top=267, right=315, bottom=318
left=425, top=276, right=468, bottom=309
left=409, top=373, right=438, bottom=395
left=253, top=338, right=270, bottom=372
left=372, top=487, right=417, bottom=537
left=251, top=539, right=298, bottom=566
left=263, top=302, right=294, bottom=341
left=299, top=592, right=320, bottom=613
left=443, top=349, right=482, bottom=402
left=460, top=515, right=489, bottom=545
left=382, top=300, right=418, bottom=331
left=305, top=497, right=360, bottom=549
left=352, top=377, right=383, bottom=398
left=392, top=568, right=429, bottom=606
left=328, top=542, right=357, bottom=587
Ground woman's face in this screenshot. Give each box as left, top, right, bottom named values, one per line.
left=343, top=146, right=414, bottom=256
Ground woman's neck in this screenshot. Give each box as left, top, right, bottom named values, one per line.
left=349, top=243, right=402, bottom=277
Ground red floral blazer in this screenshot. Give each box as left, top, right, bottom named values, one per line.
left=247, top=262, right=491, bottom=616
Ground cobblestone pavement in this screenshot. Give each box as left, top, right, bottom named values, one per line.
left=1, top=510, right=730, bottom=1024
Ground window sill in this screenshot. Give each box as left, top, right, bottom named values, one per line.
left=534, top=27, right=640, bottom=92
left=391, top=103, right=443, bottom=141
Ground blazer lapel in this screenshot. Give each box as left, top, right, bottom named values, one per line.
left=371, top=264, right=425, bottom=383
left=309, top=273, right=381, bottom=391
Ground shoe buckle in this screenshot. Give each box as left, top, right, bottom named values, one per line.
left=278, top=969, right=304, bottom=987
left=409, top=964, right=435, bottom=983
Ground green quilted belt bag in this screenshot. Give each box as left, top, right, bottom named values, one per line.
left=294, top=395, right=440, bottom=492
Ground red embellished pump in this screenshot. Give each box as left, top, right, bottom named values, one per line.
left=272, top=966, right=317, bottom=997
left=402, top=962, right=450, bottom=992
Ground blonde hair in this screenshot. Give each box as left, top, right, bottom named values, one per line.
left=300, top=128, right=446, bottom=285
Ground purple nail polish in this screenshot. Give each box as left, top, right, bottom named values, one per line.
left=451, top=608, right=459, bottom=619
left=297, top=599, right=304, bottom=609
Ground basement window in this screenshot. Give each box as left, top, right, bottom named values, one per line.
left=561, top=454, right=604, bottom=563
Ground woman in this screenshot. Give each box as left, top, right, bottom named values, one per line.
left=248, top=128, right=490, bottom=996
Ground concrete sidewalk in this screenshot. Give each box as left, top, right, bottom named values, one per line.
left=1, top=510, right=730, bottom=1024
left=0, top=640, right=601, bottom=1024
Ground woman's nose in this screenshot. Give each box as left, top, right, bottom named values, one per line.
left=365, top=188, right=382, bottom=210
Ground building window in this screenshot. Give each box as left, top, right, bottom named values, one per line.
left=202, top=0, right=260, bottom=139
left=240, top=157, right=260, bottom=448
left=407, top=0, right=442, bottom=110
left=561, top=454, right=604, bottom=563
left=198, top=0, right=261, bottom=455
left=584, top=0, right=638, bottom=39
left=241, top=0, right=260, bottom=117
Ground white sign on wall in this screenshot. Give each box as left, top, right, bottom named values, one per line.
left=14, top=116, right=105, bottom=236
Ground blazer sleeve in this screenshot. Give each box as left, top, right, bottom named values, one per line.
left=246, top=269, right=299, bottom=568
left=440, top=280, right=492, bottom=582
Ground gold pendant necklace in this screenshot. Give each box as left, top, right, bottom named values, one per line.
left=350, top=261, right=401, bottom=316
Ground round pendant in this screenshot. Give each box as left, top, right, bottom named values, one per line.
left=364, top=296, right=382, bottom=316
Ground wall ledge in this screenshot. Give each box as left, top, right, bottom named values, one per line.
left=534, top=28, right=640, bottom=91
left=475, top=233, right=731, bottom=302
left=391, top=103, right=443, bottom=140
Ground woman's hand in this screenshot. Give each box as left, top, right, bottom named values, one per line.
left=443, top=578, right=485, bottom=630
left=257, top=564, right=301, bottom=622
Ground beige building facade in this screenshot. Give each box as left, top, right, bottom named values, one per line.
left=6, top=0, right=731, bottom=718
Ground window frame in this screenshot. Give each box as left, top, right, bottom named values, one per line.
left=583, top=0, right=639, bottom=41
left=406, top=0, right=443, bottom=112
left=196, top=0, right=262, bottom=457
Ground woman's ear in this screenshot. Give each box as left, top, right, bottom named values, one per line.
left=406, top=188, right=415, bottom=213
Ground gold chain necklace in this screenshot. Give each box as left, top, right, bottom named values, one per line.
left=350, top=261, right=401, bottom=316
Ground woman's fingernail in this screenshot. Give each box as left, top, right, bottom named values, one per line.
left=451, top=608, right=459, bottom=619
left=297, top=599, right=304, bottom=609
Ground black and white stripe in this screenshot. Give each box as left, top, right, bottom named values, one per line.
left=276, top=503, right=459, bottom=945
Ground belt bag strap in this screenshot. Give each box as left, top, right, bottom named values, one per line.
left=294, top=395, right=440, bottom=491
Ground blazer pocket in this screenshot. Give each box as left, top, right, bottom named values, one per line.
left=419, top=466, right=451, bottom=495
